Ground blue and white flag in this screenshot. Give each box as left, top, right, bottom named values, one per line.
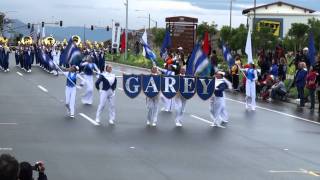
left=186, top=43, right=210, bottom=76
left=222, top=43, right=234, bottom=68
left=60, top=39, right=82, bottom=66
left=40, top=49, right=56, bottom=70
left=308, top=31, right=316, bottom=66
left=160, top=29, right=172, bottom=59
left=142, top=42, right=157, bottom=63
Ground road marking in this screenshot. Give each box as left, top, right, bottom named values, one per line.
left=118, top=88, right=124, bottom=91
left=0, top=147, right=13, bottom=151
left=0, top=123, right=18, bottom=125
left=130, top=146, right=135, bottom=149
left=37, top=85, right=48, bottom=93
left=190, top=115, right=212, bottom=124
left=16, top=72, right=23, bottom=76
left=79, top=113, right=99, bottom=126
left=225, top=98, right=320, bottom=126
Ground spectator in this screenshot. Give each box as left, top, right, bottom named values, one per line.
left=19, top=161, right=47, bottom=180
left=210, top=50, right=218, bottom=76
left=270, top=77, right=287, bottom=101
left=278, top=57, right=287, bottom=80
left=314, top=55, right=320, bottom=112
left=231, top=57, right=241, bottom=90
left=306, top=66, right=317, bottom=111
left=295, top=62, right=308, bottom=107
left=0, top=154, right=19, bottom=180
left=270, top=59, right=279, bottom=78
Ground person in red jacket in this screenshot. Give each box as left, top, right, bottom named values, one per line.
left=306, top=66, right=318, bottom=110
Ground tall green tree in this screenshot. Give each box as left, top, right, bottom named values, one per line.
left=288, top=23, right=309, bottom=50
left=253, top=26, right=279, bottom=51
left=0, top=14, right=4, bottom=35
left=151, top=27, right=166, bottom=48
left=220, top=26, right=233, bottom=43
left=230, top=24, right=248, bottom=53
left=196, top=21, right=218, bottom=40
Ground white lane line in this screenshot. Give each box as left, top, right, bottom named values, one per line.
left=79, top=113, right=99, bottom=126
left=37, top=85, right=48, bottom=93
left=0, top=147, right=13, bottom=151
left=190, top=114, right=212, bottom=124
left=118, top=88, right=124, bottom=91
left=16, top=72, right=23, bottom=76
left=0, top=123, right=18, bottom=125
left=225, top=98, right=320, bottom=125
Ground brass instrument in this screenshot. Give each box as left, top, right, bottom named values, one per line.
left=21, top=36, right=33, bottom=45
left=43, top=36, right=56, bottom=46
left=71, top=35, right=81, bottom=46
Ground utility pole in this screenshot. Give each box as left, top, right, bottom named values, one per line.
left=148, top=13, right=151, bottom=31
left=83, top=24, right=86, bottom=42
left=229, top=0, right=233, bottom=29
left=125, top=0, right=128, bottom=60
left=253, top=0, right=256, bottom=28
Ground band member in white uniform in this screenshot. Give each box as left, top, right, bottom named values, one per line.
left=210, top=71, right=232, bottom=128
left=64, top=65, right=84, bottom=118
left=157, top=64, right=175, bottom=112
left=95, top=64, right=117, bottom=125
left=245, top=63, right=258, bottom=111
left=80, top=56, right=100, bottom=105
left=146, top=66, right=160, bottom=127
left=174, top=67, right=187, bottom=127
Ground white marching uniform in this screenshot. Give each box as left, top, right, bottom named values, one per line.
left=146, top=95, right=160, bottom=125
left=210, top=78, right=232, bottom=127
left=64, top=72, right=83, bottom=117
left=52, top=50, right=61, bottom=66
left=95, top=72, right=117, bottom=124
left=174, top=94, right=186, bottom=124
left=81, top=62, right=100, bottom=105
left=245, top=68, right=258, bottom=110
left=158, top=68, right=175, bottom=112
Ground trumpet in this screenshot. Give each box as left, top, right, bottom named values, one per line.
left=71, top=35, right=81, bottom=46
left=21, top=36, right=33, bottom=45
left=43, top=36, right=56, bottom=46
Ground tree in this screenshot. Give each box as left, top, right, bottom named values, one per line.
left=230, top=24, right=248, bottom=53
left=253, top=26, right=279, bottom=51
left=220, top=26, right=232, bottom=43
left=288, top=23, right=309, bottom=50
left=151, top=27, right=166, bottom=48
left=196, top=21, right=218, bottom=40
left=0, top=14, right=4, bottom=35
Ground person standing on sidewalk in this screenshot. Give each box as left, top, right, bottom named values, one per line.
left=306, top=66, right=317, bottom=111
left=295, top=62, right=308, bottom=108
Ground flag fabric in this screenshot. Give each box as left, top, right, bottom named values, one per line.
left=308, top=31, right=316, bottom=66
left=142, top=29, right=147, bottom=56
left=160, top=29, right=172, bottom=59
left=60, top=39, right=82, bottom=66
left=186, top=43, right=210, bottom=76
left=120, top=31, right=126, bottom=54
left=36, top=25, right=41, bottom=44
left=222, top=43, right=235, bottom=68
left=30, top=24, right=36, bottom=42
left=202, top=32, right=210, bottom=55
left=40, top=49, right=56, bottom=70
left=142, top=43, right=157, bottom=63
left=245, top=29, right=253, bottom=64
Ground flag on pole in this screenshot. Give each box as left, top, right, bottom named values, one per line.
left=60, top=39, right=82, bottom=66
left=41, top=26, right=46, bottom=38
left=222, top=43, right=235, bottom=68
left=245, top=29, right=253, bottom=64
left=30, top=24, right=36, bottom=42
left=202, top=32, right=210, bottom=55
left=120, top=31, right=126, bottom=54
left=160, top=29, right=172, bottom=59
left=308, top=31, right=316, bottom=66
left=36, top=24, right=41, bottom=43
left=186, top=43, right=211, bottom=76
left=141, top=29, right=147, bottom=56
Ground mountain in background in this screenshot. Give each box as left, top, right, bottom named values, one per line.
left=4, top=19, right=112, bottom=41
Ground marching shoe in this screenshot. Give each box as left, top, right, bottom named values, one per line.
left=210, top=123, right=217, bottom=127
left=217, top=124, right=226, bottom=128
left=70, top=115, right=75, bottom=118
left=146, top=121, right=151, bottom=126
left=109, top=120, right=114, bottom=125
left=175, top=122, right=182, bottom=127
left=152, top=122, right=157, bottom=127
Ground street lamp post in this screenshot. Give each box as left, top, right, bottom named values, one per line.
left=125, top=0, right=128, bottom=60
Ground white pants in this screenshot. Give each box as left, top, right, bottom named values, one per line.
left=146, top=97, right=160, bottom=123
left=65, top=86, right=77, bottom=116
left=96, top=89, right=116, bottom=122
left=245, top=80, right=256, bottom=109
left=174, top=96, right=186, bottom=123
left=161, top=94, right=174, bottom=111
left=210, top=96, right=228, bottom=125
left=82, top=75, right=94, bottom=104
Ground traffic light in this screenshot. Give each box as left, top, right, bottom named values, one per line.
left=91, top=25, right=94, bottom=31
left=42, top=22, right=44, bottom=27
left=59, top=21, right=63, bottom=27
left=27, top=23, right=31, bottom=29
left=106, top=26, right=110, bottom=31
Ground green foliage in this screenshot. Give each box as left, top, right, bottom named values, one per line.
left=220, top=26, right=232, bottom=43
left=196, top=21, right=218, bottom=39
left=253, top=26, right=279, bottom=50
left=151, top=27, right=166, bottom=48
left=287, top=23, right=309, bottom=50
left=106, top=53, right=163, bottom=69
left=0, top=14, right=4, bottom=32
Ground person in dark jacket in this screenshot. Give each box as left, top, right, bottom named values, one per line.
left=295, top=62, right=308, bottom=107
left=19, top=161, right=48, bottom=180
left=306, top=66, right=317, bottom=111
left=95, top=64, right=117, bottom=125
left=0, top=154, right=19, bottom=180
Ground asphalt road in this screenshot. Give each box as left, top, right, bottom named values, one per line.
left=0, top=54, right=320, bottom=180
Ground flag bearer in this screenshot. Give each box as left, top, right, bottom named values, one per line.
left=174, top=67, right=187, bottom=127
left=157, top=64, right=176, bottom=112
left=245, top=63, right=258, bottom=111
left=95, top=64, right=117, bottom=125
left=80, top=56, right=100, bottom=105
left=210, top=71, right=232, bottom=128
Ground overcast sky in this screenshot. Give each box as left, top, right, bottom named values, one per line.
left=1, top=0, right=319, bottom=29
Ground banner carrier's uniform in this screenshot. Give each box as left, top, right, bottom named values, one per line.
left=80, top=61, right=100, bottom=105
left=210, top=77, right=232, bottom=128
left=158, top=67, right=175, bottom=112
left=95, top=72, right=117, bottom=125
left=174, top=72, right=187, bottom=127
left=245, top=67, right=258, bottom=110
left=146, top=72, right=160, bottom=127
